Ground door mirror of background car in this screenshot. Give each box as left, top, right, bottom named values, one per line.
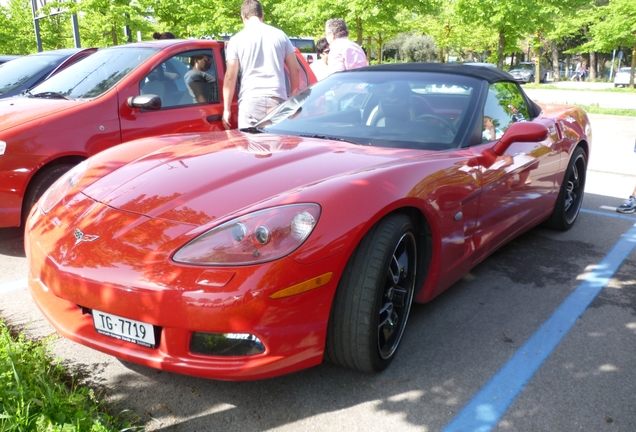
left=127, top=94, right=162, bottom=110
left=468, top=122, right=548, bottom=168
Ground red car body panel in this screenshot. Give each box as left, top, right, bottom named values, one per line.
left=26, top=97, right=590, bottom=379
left=25, top=64, right=591, bottom=380
left=0, top=40, right=315, bottom=227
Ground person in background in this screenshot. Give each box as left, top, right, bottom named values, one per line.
left=324, top=18, right=367, bottom=75
left=185, top=54, right=216, bottom=103
left=310, top=38, right=330, bottom=81
left=617, top=185, right=636, bottom=214
left=153, top=31, right=175, bottom=40
left=222, top=0, right=299, bottom=129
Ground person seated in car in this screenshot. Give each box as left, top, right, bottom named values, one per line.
left=482, top=116, right=503, bottom=141
left=185, top=54, right=217, bottom=103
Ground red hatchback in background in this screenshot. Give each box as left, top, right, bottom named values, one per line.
left=0, top=39, right=315, bottom=228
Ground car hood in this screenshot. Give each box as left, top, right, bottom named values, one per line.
left=81, top=131, right=429, bottom=226
left=0, top=96, right=86, bottom=132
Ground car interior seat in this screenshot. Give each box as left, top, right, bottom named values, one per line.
left=366, top=82, right=415, bottom=127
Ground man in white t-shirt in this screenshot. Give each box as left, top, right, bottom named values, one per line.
left=222, top=0, right=299, bottom=129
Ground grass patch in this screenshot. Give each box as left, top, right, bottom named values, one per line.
left=572, top=103, right=636, bottom=117
left=0, top=320, right=139, bottom=431
left=523, top=82, right=636, bottom=93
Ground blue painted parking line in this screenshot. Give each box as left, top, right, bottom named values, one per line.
left=581, top=208, right=636, bottom=221
left=0, top=277, right=28, bottom=295
left=443, top=221, right=636, bottom=432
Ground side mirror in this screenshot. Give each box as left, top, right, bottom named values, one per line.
left=492, top=122, right=548, bottom=155
left=468, top=122, right=548, bottom=168
left=127, top=94, right=162, bottom=110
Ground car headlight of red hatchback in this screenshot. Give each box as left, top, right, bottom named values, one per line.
left=173, top=204, right=321, bottom=265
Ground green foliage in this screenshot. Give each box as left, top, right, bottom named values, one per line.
left=0, top=0, right=632, bottom=77
left=384, top=32, right=438, bottom=62
left=0, top=321, right=136, bottom=431
left=0, top=0, right=39, bottom=54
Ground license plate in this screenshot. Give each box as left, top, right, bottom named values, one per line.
left=93, top=310, right=156, bottom=347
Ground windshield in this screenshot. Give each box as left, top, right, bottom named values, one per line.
left=257, top=71, right=479, bottom=150
left=31, top=47, right=156, bottom=99
left=517, top=63, right=534, bottom=71
left=0, top=54, right=63, bottom=95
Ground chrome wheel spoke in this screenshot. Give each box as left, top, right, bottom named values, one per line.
left=377, top=232, right=417, bottom=359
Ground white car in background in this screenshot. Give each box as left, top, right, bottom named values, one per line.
left=614, top=67, right=635, bottom=87
left=290, top=37, right=318, bottom=64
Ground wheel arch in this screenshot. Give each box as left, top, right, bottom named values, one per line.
left=21, top=155, right=87, bottom=223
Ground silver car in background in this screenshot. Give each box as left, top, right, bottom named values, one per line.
left=614, top=67, right=635, bottom=87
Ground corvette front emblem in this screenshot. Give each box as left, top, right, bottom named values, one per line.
left=73, top=229, right=99, bottom=245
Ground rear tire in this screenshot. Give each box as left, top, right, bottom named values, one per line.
left=544, top=147, right=586, bottom=231
left=21, top=164, right=74, bottom=227
left=325, top=214, right=417, bottom=373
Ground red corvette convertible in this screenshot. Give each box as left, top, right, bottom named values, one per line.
left=25, top=63, right=591, bottom=380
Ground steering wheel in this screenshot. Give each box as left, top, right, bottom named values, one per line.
left=413, top=114, right=457, bottom=135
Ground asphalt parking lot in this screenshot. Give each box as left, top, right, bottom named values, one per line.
left=1, top=87, right=635, bottom=431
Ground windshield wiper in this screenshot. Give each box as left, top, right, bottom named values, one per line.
left=299, top=134, right=357, bottom=144
left=31, top=91, right=72, bottom=100
left=240, top=126, right=265, bottom=134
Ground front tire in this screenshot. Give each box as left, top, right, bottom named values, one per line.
left=325, top=214, right=417, bottom=373
left=544, top=147, right=587, bottom=230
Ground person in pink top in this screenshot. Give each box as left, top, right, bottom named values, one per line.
left=325, top=18, right=367, bottom=75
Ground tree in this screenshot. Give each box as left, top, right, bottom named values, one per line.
left=588, top=0, right=636, bottom=87
left=0, top=0, right=39, bottom=54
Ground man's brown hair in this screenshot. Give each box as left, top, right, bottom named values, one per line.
left=241, top=0, right=263, bottom=19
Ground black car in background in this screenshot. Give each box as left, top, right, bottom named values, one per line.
left=0, top=48, right=96, bottom=99
left=0, top=55, right=20, bottom=65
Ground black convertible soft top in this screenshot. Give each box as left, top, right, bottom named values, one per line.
left=352, top=62, right=542, bottom=118
left=354, top=62, right=517, bottom=84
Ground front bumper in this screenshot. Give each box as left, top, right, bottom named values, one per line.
left=26, top=195, right=344, bottom=380
left=511, top=74, right=532, bottom=83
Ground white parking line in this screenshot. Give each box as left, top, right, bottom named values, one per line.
left=0, top=278, right=28, bottom=295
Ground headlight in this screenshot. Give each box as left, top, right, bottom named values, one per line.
left=40, top=160, right=90, bottom=214
left=0, top=141, right=6, bottom=156
left=173, top=204, right=321, bottom=265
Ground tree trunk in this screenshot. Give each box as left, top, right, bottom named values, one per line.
left=589, top=51, right=596, bottom=81
left=551, top=39, right=559, bottom=82
left=535, top=31, right=541, bottom=85
left=631, top=41, right=636, bottom=88
left=111, top=26, right=118, bottom=46
left=356, top=17, right=363, bottom=46
left=497, top=30, right=505, bottom=68
left=439, top=47, right=444, bottom=63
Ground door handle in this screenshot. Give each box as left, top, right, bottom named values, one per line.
left=207, top=115, right=222, bottom=122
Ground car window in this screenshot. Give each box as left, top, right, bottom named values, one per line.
left=290, top=38, right=316, bottom=53
left=482, top=82, right=530, bottom=142
left=31, top=47, right=156, bottom=99
left=140, top=49, right=219, bottom=108
left=0, top=54, right=62, bottom=94
left=257, top=71, right=480, bottom=151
